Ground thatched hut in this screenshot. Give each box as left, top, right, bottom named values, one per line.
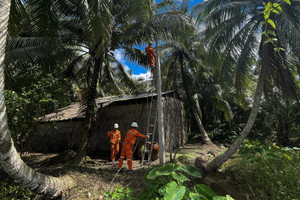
left=30, top=90, right=188, bottom=155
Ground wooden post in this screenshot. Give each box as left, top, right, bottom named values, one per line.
left=156, top=40, right=165, bottom=165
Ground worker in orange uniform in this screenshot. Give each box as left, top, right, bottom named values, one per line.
left=118, top=122, right=148, bottom=172
left=145, top=41, right=157, bottom=87
left=107, top=123, right=121, bottom=163
left=145, top=41, right=155, bottom=67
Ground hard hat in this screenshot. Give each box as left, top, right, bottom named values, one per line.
left=114, top=123, right=119, bottom=129
left=148, top=41, right=153, bottom=45
left=131, top=122, right=138, bottom=128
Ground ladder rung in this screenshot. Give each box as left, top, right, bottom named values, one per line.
left=149, top=124, right=155, bottom=127
left=147, top=133, right=153, bottom=135
left=144, top=150, right=150, bottom=153
left=146, top=141, right=152, bottom=144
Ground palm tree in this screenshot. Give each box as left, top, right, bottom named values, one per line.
left=160, top=40, right=213, bottom=143
left=55, top=0, right=154, bottom=165
left=0, top=0, right=75, bottom=197
left=128, top=1, right=216, bottom=143
left=194, top=0, right=300, bottom=172
left=66, top=0, right=201, bottom=164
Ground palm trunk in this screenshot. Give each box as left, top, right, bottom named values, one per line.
left=179, top=58, right=212, bottom=144
left=199, top=33, right=272, bottom=173
left=202, top=65, right=267, bottom=172
left=73, top=57, right=102, bottom=165
left=0, top=0, right=75, bottom=197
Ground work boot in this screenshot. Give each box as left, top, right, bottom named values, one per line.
left=128, top=169, right=134, bottom=173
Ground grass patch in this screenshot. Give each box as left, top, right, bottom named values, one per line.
left=226, top=140, right=300, bottom=200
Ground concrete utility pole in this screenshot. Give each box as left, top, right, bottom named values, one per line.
left=156, top=40, right=165, bottom=165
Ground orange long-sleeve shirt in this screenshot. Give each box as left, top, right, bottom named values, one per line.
left=123, top=128, right=146, bottom=146
left=107, top=129, right=121, bottom=144
left=145, top=45, right=155, bottom=67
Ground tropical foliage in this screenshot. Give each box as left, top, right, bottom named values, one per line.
left=0, top=0, right=299, bottom=198
left=106, top=163, right=234, bottom=200
left=228, top=140, right=300, bottom=200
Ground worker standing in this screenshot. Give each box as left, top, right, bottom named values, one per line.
left=118, top=122, right=148, bottom=172
left=107, top=123, right=121, bottom=163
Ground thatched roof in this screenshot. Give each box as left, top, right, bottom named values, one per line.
left=41, top=90, right=178, bottom=122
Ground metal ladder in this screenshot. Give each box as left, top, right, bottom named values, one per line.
left=141, top=93, right=158, bottom=165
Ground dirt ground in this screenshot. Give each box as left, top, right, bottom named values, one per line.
left=1, top=141, right=241, bottom=200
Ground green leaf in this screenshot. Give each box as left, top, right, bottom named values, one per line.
left=267, top=19, right=276, bottom=29
left=263, top=38, right=272, bottom=45
left=293, top=147, right=300, bottom=151
left=213, top=195, right=235, bottom=200
left=259, top=21, right=266, bottom=26
left=267, top=30, right=276, bottom=36
left=171, top=172, right=190, bottom=183
left=283, top=153, right=292, bottom=161
left=156, top=163, right=182, bottom=176
left=273, top=3, right=282, bottom=12
left=189, top=192, right=209, bottom=200
left=194, top=184, right=216, bottom=200
left=182, top=164, right=202, bottom=178
left=164, top=181, right=186, bottom=200
left=146, top=166, right=162, bottom=179
left=275, top=47, right=286, bottom=52
left=272, top=9, right=280, bottom=14
left=284, top=0, right=291, bottom=5
left=115, top=187, right=124, bottom=192
left=264, top=2, right=272, bottom=20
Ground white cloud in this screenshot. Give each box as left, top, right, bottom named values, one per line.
left=123, top=64, right=130, bottom=72
left=114, top=49, right=150, bottom=80
left=132, top=71, right=152, bottom=81
left=114, top=49, right=125, bottom=63
left=114, top=49, right=131, bottom=72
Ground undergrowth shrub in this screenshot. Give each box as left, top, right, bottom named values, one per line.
left=105, top=163, right=234, bottom=200
left=0, top=178, right=39, bottom=200
left=228, top=140, right=300, bottom=200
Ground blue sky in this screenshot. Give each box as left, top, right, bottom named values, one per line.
left=114, top=0, right=204, bottom=80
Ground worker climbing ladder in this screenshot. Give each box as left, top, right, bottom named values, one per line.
left=141, top=92, right=158, bottom=165
left=143, top=39, right=165, bottom=166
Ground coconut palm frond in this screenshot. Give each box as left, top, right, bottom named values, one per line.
left=112, top=57, right=141, bottom=95
left=102, top=57, right=125, bottom=96
left=5, top=37, right=56, bottom=66
left=122, top=47, right=149, bottom=68
left=8, top=0, right=30, bottom=36
left=30, top=0, right=59, bottom=36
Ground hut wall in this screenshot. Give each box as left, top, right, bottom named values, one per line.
left=30, top=121, right=83, bottom=152
left=88, top=102, right=149, bottom=153
left=31, top=96, right=188, bottom=154
left=162, top=97, right=188, bottom=152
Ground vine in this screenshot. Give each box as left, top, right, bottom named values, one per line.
left=262, top=0, right=292, bottom=66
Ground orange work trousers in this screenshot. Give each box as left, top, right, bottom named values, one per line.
left=110, top=143, right=119, bottom=161
left=118, top=144, right=133, bottom=170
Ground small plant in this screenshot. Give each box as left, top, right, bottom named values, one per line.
left=0, top=178, right=38, bottom=200
left=228, top=140, right=300, bottom=200
left=105, top=164, right=234, bottom=200
left=104, top=187, right=135, bottom=200
left=139, top=163, right=234, bottom=200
